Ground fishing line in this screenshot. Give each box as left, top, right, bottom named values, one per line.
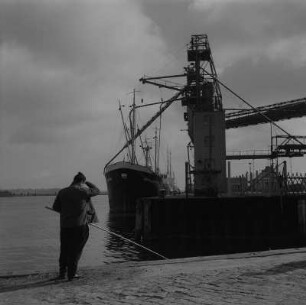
left=89, top=223, right=168, bottom=260
left=45, top=206, right=168, bottom=260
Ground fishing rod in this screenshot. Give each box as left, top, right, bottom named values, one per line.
left=45, top=206, right=168, bottom=260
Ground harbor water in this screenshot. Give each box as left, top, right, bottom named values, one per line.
left=0, top=195, right=156, bottom=275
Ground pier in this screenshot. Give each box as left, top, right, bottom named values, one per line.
left=135, top=195, right=306, bottom=257
left=2, top=248, right=306, bottom=304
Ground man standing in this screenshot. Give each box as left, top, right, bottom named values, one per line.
left=53, top=172, right=100, bottom=281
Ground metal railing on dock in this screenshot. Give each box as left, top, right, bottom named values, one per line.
left=230, top=161, right=306, bottom=196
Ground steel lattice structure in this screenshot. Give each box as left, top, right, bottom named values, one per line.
left=225, top=97, right=306, bottom=129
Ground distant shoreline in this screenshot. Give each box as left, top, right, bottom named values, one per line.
left=0, top=190, right=108, bottom=197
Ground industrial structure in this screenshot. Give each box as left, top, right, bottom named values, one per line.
left=141, top=35, right=227, bottom=196
left=226, top=97, right=306, bottom=129
left=183, top=35, right=226, bottom=196
left=141, top=34, right=306, bottom=197
left=133, top=34, right=306, bottom=257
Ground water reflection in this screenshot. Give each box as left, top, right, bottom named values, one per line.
left=105, top=212, right=158, bottom=261
left=104, top=212, right=208, bottom=261
left=0, top=196, right=162, bottom=275
left=105, top=211, right=245, bottom=260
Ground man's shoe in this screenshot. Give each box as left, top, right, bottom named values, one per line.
left=68, top=274, right=81, bottom=281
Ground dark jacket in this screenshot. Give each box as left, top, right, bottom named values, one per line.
left=87, top=199, right=99, bottom=224
left=53, top=184, right=99, bottom=228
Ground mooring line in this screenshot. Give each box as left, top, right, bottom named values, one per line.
left=45, top=206, right=168, bottom=260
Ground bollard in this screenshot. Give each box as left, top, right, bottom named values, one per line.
left=143, top=198, right=152, bottom=239
left=135, top=199, right=143, bottom=241
left=297, top=199, right=306, bottom=237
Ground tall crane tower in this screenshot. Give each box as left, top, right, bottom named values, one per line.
left=183, top=34, right=226, bottom=196
left=140, top=34, right=227, bottom=196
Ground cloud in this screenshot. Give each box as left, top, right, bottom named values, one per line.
left=1, top=0, right=171, bottom=145
left=190, top=0, right=305, bottom=12
left=201, top=1, right=306, bottom=69
left=1, top=0, right=306, bottom=188
left=0, top=0, right=175, bottom=188
left=266, top=36, right=306, bottom=67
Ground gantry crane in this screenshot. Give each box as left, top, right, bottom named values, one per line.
left=140, top=34, right=306, bottom=195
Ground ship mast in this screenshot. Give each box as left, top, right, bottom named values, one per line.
left=118, top=100, right=132, bottom=160
left=154, top=127, right=158, bottom=173
left=104, top=90, right=184, bottom=172
left=130, top=89, right=137, bottom=164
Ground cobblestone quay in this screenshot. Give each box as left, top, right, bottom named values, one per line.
left=1, top=248, right=306, bottom=304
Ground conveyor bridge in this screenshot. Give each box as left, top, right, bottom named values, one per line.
left=226, top=97, right=306, bottom=129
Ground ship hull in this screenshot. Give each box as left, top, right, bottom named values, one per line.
left=105, top=161, right=161, bottom=213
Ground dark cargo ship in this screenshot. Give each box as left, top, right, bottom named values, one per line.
left=103, top=89, right=179, bottom=213
left=105, top=161, right=160, bottom=213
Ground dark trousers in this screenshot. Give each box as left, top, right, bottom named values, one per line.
left=59, top=225, right=89, bottom=279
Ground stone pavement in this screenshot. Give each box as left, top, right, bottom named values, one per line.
left=1, top=248, right=306, bottom=304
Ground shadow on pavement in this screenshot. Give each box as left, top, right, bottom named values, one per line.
left=0, top=274, right=67, bottom=294
left=243, top=260, right=306, bottom=277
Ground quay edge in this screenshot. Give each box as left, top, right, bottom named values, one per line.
left=2, top=248, right=306, bottom=304
left=135, top=195, right=306, bottom=257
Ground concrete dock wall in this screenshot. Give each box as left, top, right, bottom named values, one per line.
left=136, top=195, right=306, bottom=257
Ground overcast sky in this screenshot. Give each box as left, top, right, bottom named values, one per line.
left=1, top=0, right=306, bottom=189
